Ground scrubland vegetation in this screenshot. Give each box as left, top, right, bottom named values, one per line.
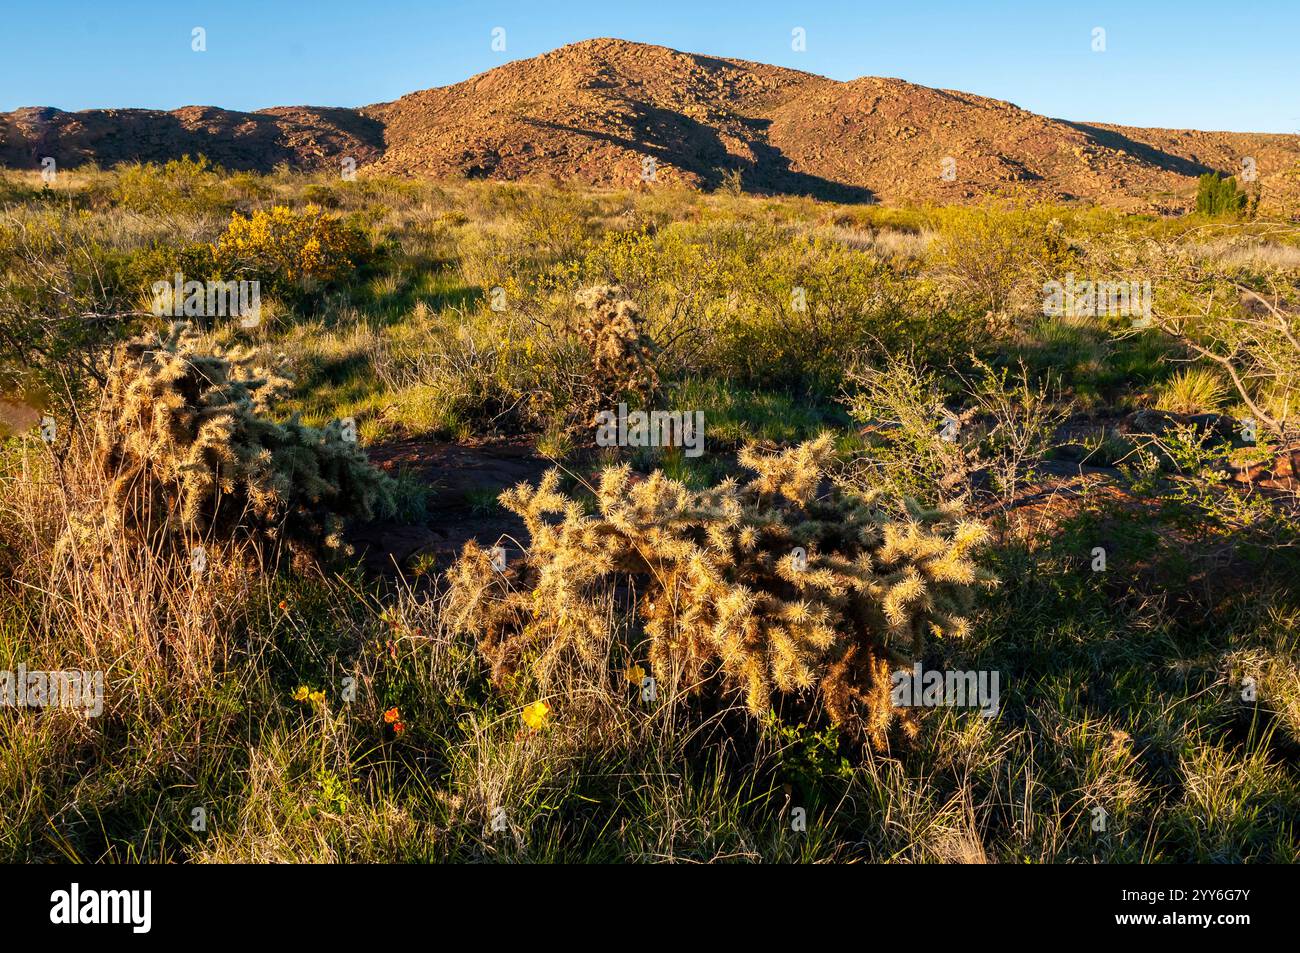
left=1, top=159, right=1297, bottom=862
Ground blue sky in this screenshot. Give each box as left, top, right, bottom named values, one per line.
left=2, top=0, right=1297, bottom=132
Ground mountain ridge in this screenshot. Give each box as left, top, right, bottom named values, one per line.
left=3, top=38, right=1296, bottom=212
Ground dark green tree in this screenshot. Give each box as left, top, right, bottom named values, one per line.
left=1196, top=173, right=1248, bottom=217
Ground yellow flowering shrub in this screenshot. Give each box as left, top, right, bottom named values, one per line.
left=212, top=204, right=367, bottom=292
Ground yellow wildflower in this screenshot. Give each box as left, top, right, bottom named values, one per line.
left=521, top=700, right=551, bottom=731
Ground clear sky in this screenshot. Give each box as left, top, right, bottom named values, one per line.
left=2, top=0, right=1298, bottom=133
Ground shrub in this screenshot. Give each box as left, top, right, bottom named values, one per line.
left=572, top=222, right=943, bottom=393
left=212, top=204, right=368, bottom=296
left=929, top=206, right=1041, bottom=317
left=711, top=234, right=920, bottom=391
left=300, top=183, right=342, bottom=208
left=0, top=207, right=160, bottom=398
left=1142, top=238, right=1300, bottom=438
left=717, top=167, right=745, bottom=197
left=444, top=435, right=994, bottom=748
left=1195, top=174, right=1248, bottom=218
left=63, top=322, right=394, bottom=565
left=516, top=191, right=590, bottom=261
left=107, top=155, right=229, bottom=215
left=842, top=353, right=1066, bottom=508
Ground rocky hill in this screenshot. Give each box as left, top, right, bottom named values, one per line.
left=3, top=38, right=1296, bottom=211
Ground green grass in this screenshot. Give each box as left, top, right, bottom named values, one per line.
left=667, top=377, right=851, bottom=448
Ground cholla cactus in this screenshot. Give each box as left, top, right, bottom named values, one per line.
left=64, top=322, right=393, bottom=563
left=568, top=285, right=659, bottom=408
left=446, top=434, right=995, bottom=748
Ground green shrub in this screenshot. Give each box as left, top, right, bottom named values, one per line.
left=1195, top=174, right=1248, bottom=218
left=0, top=208, right=158, bottom=398
left=927, top=205, right=1074, bottom=317
left=842, top=353, right=1066, bottom=508
left=109, top=155, right=230, bottom=215
left=572, top=222, right=944, bottom=393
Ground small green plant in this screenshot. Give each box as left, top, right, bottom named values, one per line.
left=1155, top=366, right=1228, bottom=414
left=314, top=769, right=352, bottom=816
left=465, top=486, right=500, bottom=515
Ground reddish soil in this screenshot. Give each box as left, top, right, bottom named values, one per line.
left=346, top=428, right=1296, bottom=591
left=349, top=437, right=550, bottom=575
